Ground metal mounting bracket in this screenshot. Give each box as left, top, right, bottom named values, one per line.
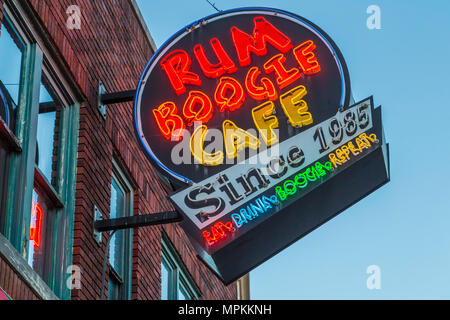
left=93, top=211, right=183, bottom=233
left=93, top=205, right=103, bottom=245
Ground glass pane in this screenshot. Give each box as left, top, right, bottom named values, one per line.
left=109, top=178, right=126, bottom=278
left=178, top=285, right=188, bottom=301
left=0, top=15, right=24, bottom=108
left=0, top=145, right=9, bottom=232
left=161, top=259, right=170, bottom=300
left=108, top=278, right=121, bottom=301
left=27, top=189, right=53, bottom=282
left=36, top=78, right=60, bottom=186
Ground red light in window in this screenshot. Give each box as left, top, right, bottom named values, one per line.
left=30, top=204, right=43, bottom=249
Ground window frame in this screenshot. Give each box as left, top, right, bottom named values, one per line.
left=161, top=231, right=201, bottom=300
left=0, top=1, right=81, bottom=300
left=107, top=158, right=134, bottom=301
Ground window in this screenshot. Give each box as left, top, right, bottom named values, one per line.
left=0, top=4, right=80, bottom=300
left=36, top=77, right=60, bottom=185
left=0, top=13, right=24, bottom=114
left=26, top=189, right=55, bottom=280
left=24, top=69, right=66, bottom=285
left=161, top=232, right=200, bottom=300
left=0, top=12, right=25, bottom=227
left=108, top=160, right=133, bottom=300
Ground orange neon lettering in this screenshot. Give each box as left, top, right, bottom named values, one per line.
left=264, top=53, right=301, bottom=89
left=160, top=49, right=201, bottom=95
left=202, top=221, right=235, bottom=246
left=231, top=17, right=293, bottom=67
left=245, top=67, right=278, bottom=101
left=30, top=204, right=43, bottom=249
left=215, top=221, right=234, bottom=233
left=202, top=230, right=215, bottom=246
left=193, top=38, right=238, bottom=78
left=214, top=77, right=245, bottom=112
left=153, top=102, right=185, bottom=141
left=293, top=40, right=321, bottom=75
left=183, top=91, right=214, bottom=125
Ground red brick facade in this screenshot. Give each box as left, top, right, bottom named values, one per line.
left=0, top=258, right=39, bottom=300
left=0, top=0, right=236, bottom=300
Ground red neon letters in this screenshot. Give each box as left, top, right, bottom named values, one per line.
left=245, top=67, right=278, bottom=101
left=214, top=77, right=245, bottom=112
left=264, top=53, right=301, bottom=89
left=193, top=38, right=238, bottom=79
left=160, top=50, right=201, bottom=95
left=155, top=16, right=323, bottom=145
left=293, top=40, right=321, bottom=75
left=231, top=17, right=293, bottom=67
left=153, top=102, right=185, bottom=140
left=202, top=221, right=235, bottom=246
left=30, top=204, right=43, bottom=249
left=183, top=91, right=214, bottom=125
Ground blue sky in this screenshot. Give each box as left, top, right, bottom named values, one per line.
left=136, top=0, right=450, bottom=299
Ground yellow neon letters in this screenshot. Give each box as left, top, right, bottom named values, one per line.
left=329, top=133, right=379, bottom=168
left=190, top=125, right=224, bottom=166
left=223, top=120, right=260, bottom=160
left=252, top=101, right=279, bottom=147
left=280, top=85, right=313, bottom=128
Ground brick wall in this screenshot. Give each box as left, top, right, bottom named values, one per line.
left=24, top=0, right=237, bottom=300
left=0, top=256, right=39, bottom=300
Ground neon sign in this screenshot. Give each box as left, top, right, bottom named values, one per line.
left=156, top=40, right=320, bottom=144
left=135, top=8, right=389, bottom=285
left=135, top=8, right=350, bottom=184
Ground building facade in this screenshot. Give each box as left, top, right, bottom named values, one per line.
left=0, top=0, right=239, bottom=300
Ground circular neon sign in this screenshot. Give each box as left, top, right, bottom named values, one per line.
left=135, top=7, right=351, bottom=185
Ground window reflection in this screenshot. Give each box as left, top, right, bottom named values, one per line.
left=0, top=14, right=24, bottom=108
left=108, top=176, right=128, bottom=300
left=178, top=285, right=188, bottom=300
left=36, top=77, right=60, bottom=185
left=161, top=260, right=170, bottom=300
left=161, top=237, right=199, bottom=300
left=109, top=179, right=125, bottom=278
left=0, top=145, right=10, bottom=231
